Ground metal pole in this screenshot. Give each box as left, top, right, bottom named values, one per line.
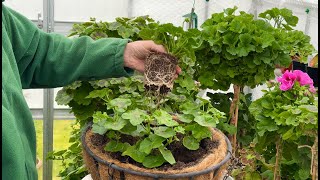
left=42, top=0, right=55, bottom=179
left=249, top=0, right=258, bottom=19
left=128, top=0, right=133, bottom=18
left=204, top=0, right=209, bottom=20
left=304, top=8, right=310, bottom=35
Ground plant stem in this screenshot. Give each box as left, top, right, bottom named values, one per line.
left=274, top=137, right=283, bottom=180
left=228, top=84, right=241, bottom=155
left=298, top=135, right=318, bottom=180
left=312, top=136, right=318, bottom=180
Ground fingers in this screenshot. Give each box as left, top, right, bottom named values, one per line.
left=135, top=63, right=145, bottom=73
left=176, top=66, right=182, bottom=75
left=147, top=41, right=166, bottom=53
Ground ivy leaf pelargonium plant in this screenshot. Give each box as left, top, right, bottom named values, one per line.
left=91, top=87, right=225, bottom=168
left=259, top=7, right=316, bottom=64
left=195, top=6, right=292, bottom=90
left=249, top=70, right=318, bottom=179
left=55, top=17, right=227, bottom=171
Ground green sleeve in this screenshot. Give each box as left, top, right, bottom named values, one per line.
left=2, top=4, right=133, bottom=89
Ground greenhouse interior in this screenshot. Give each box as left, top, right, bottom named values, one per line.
left=2, top=0, right=318, bottom=180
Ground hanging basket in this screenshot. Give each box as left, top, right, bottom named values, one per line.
left=81, top=123, right=232, bottom=180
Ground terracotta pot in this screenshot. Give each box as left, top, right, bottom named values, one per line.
left=81, top=123, right=232, bottom=180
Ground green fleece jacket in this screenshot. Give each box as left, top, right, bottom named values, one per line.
left=2, top=3, right=133, bottom=180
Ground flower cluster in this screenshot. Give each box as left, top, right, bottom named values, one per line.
left=277, top=70, right=316, bottom=93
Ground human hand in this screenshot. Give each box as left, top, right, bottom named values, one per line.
left=123, top=40, right=182, bottom=75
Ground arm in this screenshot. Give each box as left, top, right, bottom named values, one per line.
left=3, top=4, right=133, bottom=88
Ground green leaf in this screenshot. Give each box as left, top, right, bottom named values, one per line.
left=229, top=18, right=245, bottom=33
left=139, top=138, right=153, bottom=154
left=92, top=112, right=127, bottom=131
left=104, top=140, right=130, bottom=152
left=299, top=105, right=318, bottom=113
left=142, top=154, right=166, bottom=168
left=245, top=172, right=262, bottom=180
left=283, top=92, right=295, bottom=100
left=176, top=75, right=196, bottom=90
left=149, top=134, right=166, bottom=148
left=282, top=127, right=294, bottom=140
left=224, top=6, right=237, bottom=15
left=194, top=113, right=218, bottom=127
left=174, top=126, right=185, bottom=134
left=256, top=115, right=278, bottom=136
left=176, top=114, right=194, bottom=123
left=122, top=108, right=148, bottom=126
left=158, top=146, right=176, bottom=165
left=120, top=123, right=137, bottom=135
left=290, top=108, right=302, bottom=115
left=221, top=123, right=237, bottom=134
left=92, top=122, right=108, bottom=135
left=183, top=135, right=199, bottom=150
left=106, top=131, right=117, bottom=139
left=154, top=110, right=179, bottom=127
left=122, top=145, right=146, bottom=163
left=236, top=34, right=256, bottom=57
left=129, top=125, right=148, bottom=137
left=153, top=126, right=176, bottom=138
left=298, top=168, right=310, bottom=180
left=216, top=22, right=228, bottom=33
left=260, top=33, right=275, bottom=48
left=86, top=89, right=111, bottom=99
left=191, top=125, right=212, bottom=140
left=72, top=83, right=93, bottom=105
left=285, top=116, right=299, bottom=126
left=108, top=98, right=132, bottom=112
left=223, top=33, right=238, bottom=46
left=261, top=99, right=273, bottom=109
left=55, top=89, right=72, bottom=105
left=66, top=81, right=82, bottom=90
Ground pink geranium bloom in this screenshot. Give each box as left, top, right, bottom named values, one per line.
left=293, top=70, right=314, bottom=86
left=277, top=70, right=316, bottom=93
left=309, top=84, right=316, bottom=93
left=277, top=70, right=296, bottom=91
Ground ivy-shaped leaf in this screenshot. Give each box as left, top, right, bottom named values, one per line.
left=122, top=108, right=148, bottom=126
left=153, top=110, right=179, bottom=127
left=142, top=154, right=166, bottom=168
left=158, top=146, right=176, bottom=165
left=194, top=113, right=218, bottom=127
left=107, top=98, right=132, bottom=113
left=183, top=135, right=199, bottom=150
left=122, top=145, right=147, bottom=163
left=104, top=140, right=130, bottom=152
left=153, top=126, right=176, bottom=138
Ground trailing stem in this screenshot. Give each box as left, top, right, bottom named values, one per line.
left=274, top=137, right=283, bottom=180
left=228, top=84, right=241, bottom=155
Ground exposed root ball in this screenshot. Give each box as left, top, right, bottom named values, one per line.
left=144, top=51, right=178, bottom=94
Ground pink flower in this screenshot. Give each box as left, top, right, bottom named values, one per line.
left=277, top=70, right=316, bottom=93
left=293, top=70, right=314, bottom=86
left=277, top=70, right=296, bottom=91
left=309, top=84, right=316, bottom=93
